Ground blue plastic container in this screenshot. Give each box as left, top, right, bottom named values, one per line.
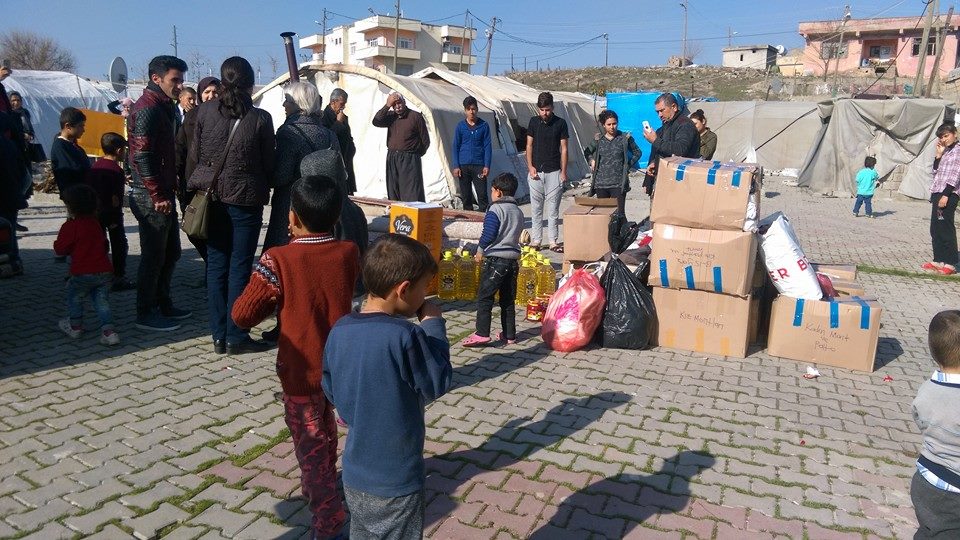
left=605, top=92, right=662, bottom=169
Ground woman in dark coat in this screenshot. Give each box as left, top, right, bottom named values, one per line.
left=176, top=76, right=219, bottom=262
left=262, top=81, right=340, bottom=252
left=186, top=57, right=275, bottom=355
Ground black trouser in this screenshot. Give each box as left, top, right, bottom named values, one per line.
left=476, top=256, right=519, bottom=339
left=178, top=189, right=208, bottom=262
left=129, top=188, right=181, bottom=318
left=931, top=193, right=959, bottom=267
left=385, top=149, right=425, bottom=202
left=594, top=186, right=626, bottom=215
left=99, top=212, right=129, bottom=279
left=458, top=164, right=488, bottom=211
left=912, top=471, right=960, bottom=539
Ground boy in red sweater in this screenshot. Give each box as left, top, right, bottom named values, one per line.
left=232, top=175, right=359, bottom=540
left=54, top=184, right=119, bottom=345
left=85, top=132, right=135, bottom=291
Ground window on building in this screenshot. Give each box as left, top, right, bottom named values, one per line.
left=395, top=63, right=414, bottom=76
left=443, top=42, right=463, bottom=55
left=820, top=38, right=848, bottom=60
left=367, top=38, right=382, bottom=47
left=350, top=45, right=356, bottom=55
left=869, top=45, right=893, bottom=59
left=398, top=37, right=414, bottom=49
left=739, top=54, right=744, bottom=62
left=912, top=37, right=936, bottom=56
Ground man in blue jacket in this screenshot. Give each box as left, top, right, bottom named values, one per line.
left=452, top=96, right=492, bottom=212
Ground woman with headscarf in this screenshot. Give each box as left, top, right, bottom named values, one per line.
left=187, top=58, right=275, bottom=354
left=263, top=81, right=339, bottom=252
left=176, top=76, right=219, bottom=263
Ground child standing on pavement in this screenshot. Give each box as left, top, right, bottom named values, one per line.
left=322, top=234, right=451, bottom=540
left=462, top=173, right=525, bottom=347
left=232, top=175, right=359, bottom=540
left=85, top=132, right=135, bottom=291
left=54, top=184, right=119, bottom=345
left=912, top=310, right=960, bottom=538
left=50, top=107, right=90, bottom=196
left=853, top=156, right=880, bottom=218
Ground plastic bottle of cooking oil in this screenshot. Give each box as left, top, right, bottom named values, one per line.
left=537, top=257, right=557, bottom=297
left=516, top=259, right=539, bottom=306
left=456, top=252, right=477, bottom=301
left=437, top=251, right=458, bottom=300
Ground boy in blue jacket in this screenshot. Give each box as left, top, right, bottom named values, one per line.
left=322, top=233, right=451, bottom=539
left=452, top=95, right=492, bottom=211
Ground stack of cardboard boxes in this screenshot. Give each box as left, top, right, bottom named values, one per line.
left=648, top=157, right=762, bottom=358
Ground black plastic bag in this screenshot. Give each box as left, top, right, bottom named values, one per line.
left=607, top=211, right=651, bottom=255
left=596, top=255, right=656, bottom=349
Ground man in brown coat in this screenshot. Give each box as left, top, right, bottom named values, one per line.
left=372, top=92, right=430, bottom=202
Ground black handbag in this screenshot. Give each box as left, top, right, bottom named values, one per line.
left=27, top=143, right=45, bottom=163
left=181, top=114, right=245, bottom=239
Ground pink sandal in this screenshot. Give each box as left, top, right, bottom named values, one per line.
left=498, top=332, right=517, bottom=345
left=461, top=333, right=492, bottom=347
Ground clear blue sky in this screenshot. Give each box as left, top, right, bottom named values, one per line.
left=7, top=0, right=925, bottom=82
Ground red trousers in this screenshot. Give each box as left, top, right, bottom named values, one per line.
left=283, top=393, right=346, bottom=538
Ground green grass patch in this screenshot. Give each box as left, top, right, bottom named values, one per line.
left=859, top=264, right=960, bottom=282
left=802, top=500, right=838, bottom=511
left=230, top=428, right=291, bottom=467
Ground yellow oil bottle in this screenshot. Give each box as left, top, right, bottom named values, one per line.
left=516, top=259, right=539, bottom=306
left=457, top=252, right=477, bottom=301
left=537, top=257, right=557, bottom=296
left=437, top=251, right=458, bottom=300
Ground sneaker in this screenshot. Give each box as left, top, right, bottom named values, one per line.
left=226, top=337, right=273, bottom=355
left=498, top=332, right=517, bottom=345
left=461, top=333, right=492, bottom=347
left=111, top=277, right=136, bottom=292
left=261, top=326, right=280, bottom=343
left=160, top=306, right=192, bottom=320
left=58, top=319, right=81, bottom=339
left=135, top=313, right=181, bottom=332
left=100, top=330, right=120, bottom=346
left=867, top=214, right=875, bottom=219
left=852, top=212, right=859, bottom=217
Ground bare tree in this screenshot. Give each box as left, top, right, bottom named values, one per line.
left=187, top=50, right=209, bottom=83
left=0, top=30, right=76, bottom=71
left=266, top=53, right=279, bottom=79
left=686, top=41, right=704, bottom=63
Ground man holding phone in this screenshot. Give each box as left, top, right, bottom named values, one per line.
left=642, top=93, right=700, bottom=196
left=452, top=95, right=492, bottom=212
left=526, top=92, right=568, bottom=252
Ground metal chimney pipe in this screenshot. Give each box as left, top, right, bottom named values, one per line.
left=280, top=32, right=299, bottom=81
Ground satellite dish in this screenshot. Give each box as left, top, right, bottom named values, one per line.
left=776, top=45, right=786, bottom=56
left=109, top=57, right=128, bottom=93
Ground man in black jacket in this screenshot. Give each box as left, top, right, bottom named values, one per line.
left=642, top=93, right=700, bottom=196
left=372, top=92, right=430, bottom=201
left=322, top=88, right=357, bottom=194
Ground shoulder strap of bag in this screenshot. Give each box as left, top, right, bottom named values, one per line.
left=291, top=122, right=333, bottom=152
left=208, top=113, right=247, bottom=193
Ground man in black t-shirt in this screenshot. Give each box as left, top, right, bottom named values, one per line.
left=525, top=92, right=568, bottom=251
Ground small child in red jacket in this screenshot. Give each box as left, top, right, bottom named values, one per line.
left=232, top=175, right=359, bottom=540
left=54, top=184, right=119, bottom=345
left=85, top=132, right=134, bottom=291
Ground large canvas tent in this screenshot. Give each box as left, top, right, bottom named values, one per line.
left=4, top=70, right=120, bottom=156
left=797, top=98, right=955, bottom=199
left=253, top=64, right=603, bottom=205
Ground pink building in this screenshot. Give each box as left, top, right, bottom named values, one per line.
left=798, top=15, right=959, bottom=79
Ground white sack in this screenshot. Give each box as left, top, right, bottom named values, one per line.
left=759, top=212, right=822, bottom=300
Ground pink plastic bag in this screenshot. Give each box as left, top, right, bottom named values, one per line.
left=542, top=268, right=606, bottom=352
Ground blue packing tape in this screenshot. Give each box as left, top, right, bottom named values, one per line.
left=732, top=168, right=742, bottom=188
left=829, top=300, right=840, bottom=329
left=706, top=161, right=723, bottom=186
left=675, top=159, right=696, bottom=181
left=659, top=259, right=669, bottom=287
left=712, top=266, right=723, bottom=293
left=793, top=298, right=805, bottom=327
left=684, top=266, right=695, bottom=289
left=852, top=296, right=872, bottom=330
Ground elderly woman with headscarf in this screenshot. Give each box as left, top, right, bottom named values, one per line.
left=262, top=81, right=340, bottom=252
left=176, top=76, right=220, bottom=263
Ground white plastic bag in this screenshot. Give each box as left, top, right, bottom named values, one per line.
left=558, top=262, right=604, bottom=289
left=759, top=212, right=822, bottom=300
left=743, top=196, right=759, bottom=233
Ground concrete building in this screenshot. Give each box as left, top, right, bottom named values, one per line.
left=722, top=45, right=778, bottom=69
left=798, top=14, right=959, bottom=78
left=300, top=15, right=477, bottom=75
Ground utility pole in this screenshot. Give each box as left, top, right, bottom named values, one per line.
left=524, top=57, right=527, bottom=71
left=483, top=16, right=499, bottom=76
left=831, top=5, right=852, bottom=96
left=511, top=53, right=514, bottom=71
left=914, top=0, right=936, bottom=96
left=171, top=25, right=178, bottom=58
left=680, top=1, right=688, bottom=62
left=727, top=26, right=733, bottom=47
left=927, top=5, right=954, bottom=97
left=393, top=0, right=401, bottom=74
left=458, top=10, right=469, bottom=72
left=603, top=33, right=609, bottom=67
left=320, top=8, right=329, bottom=64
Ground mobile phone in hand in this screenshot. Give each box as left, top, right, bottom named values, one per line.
left=642, top=120, right=651, bottom=131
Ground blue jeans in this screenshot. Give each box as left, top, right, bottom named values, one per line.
left=853, top=194, right=873, bottom=216
left=206, top=201, right=263, bottom=343
left=129, top=188, right=181, bottom=317
left=66, top=272, right=114, bottom=330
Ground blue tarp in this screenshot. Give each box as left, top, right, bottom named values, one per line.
left=605, top=92, right=661, bottom=168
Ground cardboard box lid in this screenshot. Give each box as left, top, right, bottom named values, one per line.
left=391, top=202, right=442, bottom=209
left=564, top=204, right=618, bottom=217
left=651, top=157, right=761, bottom=231
left=783, top=295, right=880, bottom=330
left=574, top=196, right=619, bottom=207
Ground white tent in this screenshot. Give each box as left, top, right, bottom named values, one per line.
left=4, top=70, right=120, bottom=156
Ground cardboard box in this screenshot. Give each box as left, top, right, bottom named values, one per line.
left=649, top=223, right=757, bottom=297
left=390, top=202, right=443, bottom=293
left=650, top=157, right=760, bottom=231
left=652, top=288, right=757, bottom=358
left=811, top=263, right=858, bottom=281
left=574, top=196, right=619, bottom=207
left=830, top=279, right=867, bottom=298
left=563, top=204, right=617, bottom=261
left=767, top=295, right=881, bottom=372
